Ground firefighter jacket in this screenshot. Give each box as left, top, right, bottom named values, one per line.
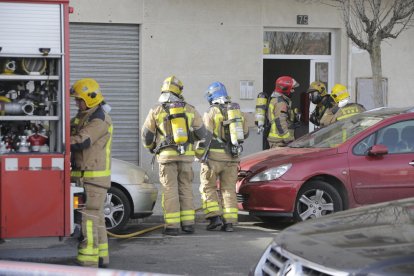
left=203, top=104, right=249, bottom=162
left=266, top=92, right=295, bottom=145
left=309, top=95, right=333, bottom=126
left=320, top=102, right=366, bottom=127
left=70, top=105, right=113, bottom=189
left=142, top=101, right=206, bottom=163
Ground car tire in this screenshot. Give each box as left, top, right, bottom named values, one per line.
left=294, top=180, right=343, bottom=222
left=104, top=186, right=131, bottom=234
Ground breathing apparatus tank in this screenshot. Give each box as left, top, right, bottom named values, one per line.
left=226, top=103, right=244, bottom=156
left=255, top=92, right=267, bottom=134
left=168, top=101, right=188, bottom=154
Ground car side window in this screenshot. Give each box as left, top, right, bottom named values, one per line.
left=353, top=133, right=375, bottom=155
left=394, top=120, right=414, bottom=153
left=365, top=120, right=414, bottom=155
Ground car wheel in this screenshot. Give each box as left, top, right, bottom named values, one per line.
left=294, top=180, right=343, bottom=221
left=104, top=186, right=131, bottom=234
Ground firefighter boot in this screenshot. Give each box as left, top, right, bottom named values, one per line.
left=206, top=216, right=223, bottom=231
left=221, top=223, right=234, bottom=232
left=163, top=227, right=179, bottom=236
left=181, top=225, right=195, bottom=234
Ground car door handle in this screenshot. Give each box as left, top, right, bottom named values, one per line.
left=409, top=161, right=414, bottom=166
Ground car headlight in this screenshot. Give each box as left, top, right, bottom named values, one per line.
left=249, top=164, right=292, bottom=182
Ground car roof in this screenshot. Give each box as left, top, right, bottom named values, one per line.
left=364, top=106, right=414, bottom=116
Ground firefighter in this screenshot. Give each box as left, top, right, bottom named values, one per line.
left=319, top=84, right=366, bottom=127
left=198, top=82, right=249, bottom=232
left=307, top=81, right=334, bottom=127
left=141, top=76, right=206, bottom=236
left=266, top=76, right=299, bottom=148
left=70, top=78, right=113, bottom=268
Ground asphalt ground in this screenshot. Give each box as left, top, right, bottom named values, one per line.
left=0, top=220, right=292, bottom=276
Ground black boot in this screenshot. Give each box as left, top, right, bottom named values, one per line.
left=221, top=223, right=234, bottom=232
left=163, top=228, right=179, bottom=236
left=181, top=225, right=195, bottom=234
left=206, top=216, right=223, bottom=230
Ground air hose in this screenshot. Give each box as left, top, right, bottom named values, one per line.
left=107, top=224, right=165, bottom=239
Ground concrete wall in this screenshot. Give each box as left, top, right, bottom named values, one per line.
left=351, top=27, right=414, bottom=107
left=69, top=0, right=414, bottom=180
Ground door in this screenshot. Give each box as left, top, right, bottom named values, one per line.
left=262, top=59, right=310, bottom=149
left=349, top=120, right=414, bottom=204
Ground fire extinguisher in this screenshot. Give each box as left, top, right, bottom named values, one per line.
left=255, top=92, right=268, bottom=134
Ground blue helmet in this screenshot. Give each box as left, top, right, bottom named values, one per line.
left=205, top=82, right=229, bottom=104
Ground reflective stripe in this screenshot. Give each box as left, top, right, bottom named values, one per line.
left=202, top=200, right=221, bottom=214
left=180, top=209, right=195, bottom=222
left=223, top=208, right=238, bottom=219
left=77, top=254, right=99, bottom=263
left=105, top=124, right=113, bottom=172
left=210, top=148, right=225, bottom=153
left=337, top=113, right=358, bottom=121
left=268, top=132, right=290, bottom=139
left=78, top=220, right=99, bottom=263
left=224, top=207, right=238, bottom=213
left=71, top=170, right=111, bottom=177
left=99, top=243, right=109, bottom=257
left=86, top=220, right=94, bottom=252
left=223, top=213, right=238, bottom=219
left=213, top=108, right=224, bottom=140
left=165, top=211, right=181, bottom=224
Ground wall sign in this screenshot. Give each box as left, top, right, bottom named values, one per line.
left=297, top=15, right=308, bottom=25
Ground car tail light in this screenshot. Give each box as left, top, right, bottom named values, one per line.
left=74, top=193, right=85, bottom=209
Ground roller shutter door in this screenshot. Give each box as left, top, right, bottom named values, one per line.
left=69, top=23, right=140, bottom=164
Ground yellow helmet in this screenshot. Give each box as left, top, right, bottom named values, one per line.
left=161, top=76, right=183, bottom=95
left=70, top=78, right=104, bottom=108
left=330, top=84, right=349, bottom=104
left=307, top=81, right=327, bottom=96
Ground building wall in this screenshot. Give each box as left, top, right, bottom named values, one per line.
left=69, top=0, right=414, bottom=179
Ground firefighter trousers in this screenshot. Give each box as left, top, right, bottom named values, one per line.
left=199, top=160, right=238, bottom=224
left=77, top=182, right=109, bottom=267
left=159, top=161, right=195, bottom=229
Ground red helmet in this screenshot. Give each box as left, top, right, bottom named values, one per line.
left=275, top=76, right=299, bottom=96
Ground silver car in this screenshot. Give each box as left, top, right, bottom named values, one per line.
left=105, top=158, right=158, bottom=233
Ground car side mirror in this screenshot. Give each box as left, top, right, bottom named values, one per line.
left=367, top=144, right=388, bottom=156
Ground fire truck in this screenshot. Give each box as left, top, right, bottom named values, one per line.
left=0, top=0, right=79, bottom=239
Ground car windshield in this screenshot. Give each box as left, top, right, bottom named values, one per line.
left=289, top=112, right=387, bottom=148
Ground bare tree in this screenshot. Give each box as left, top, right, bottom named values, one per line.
left=331, top=0, right=414, bottom=107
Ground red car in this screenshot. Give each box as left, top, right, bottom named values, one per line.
left=237, top=107, right=414, bottom=222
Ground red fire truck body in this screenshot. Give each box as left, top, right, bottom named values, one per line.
left=0, top=0, right=74, bottom=239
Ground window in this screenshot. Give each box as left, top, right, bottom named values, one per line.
left=353, top=120, right=414, bottom=155
left=263, top=31, right=331, bottom=55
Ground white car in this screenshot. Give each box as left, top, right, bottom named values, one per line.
left=106, top=158, right=158, bottom=233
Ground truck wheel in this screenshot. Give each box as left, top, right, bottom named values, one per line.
left=294, top=180, right=343, bottom=222
left=104, top=186, right=131, bottom=234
